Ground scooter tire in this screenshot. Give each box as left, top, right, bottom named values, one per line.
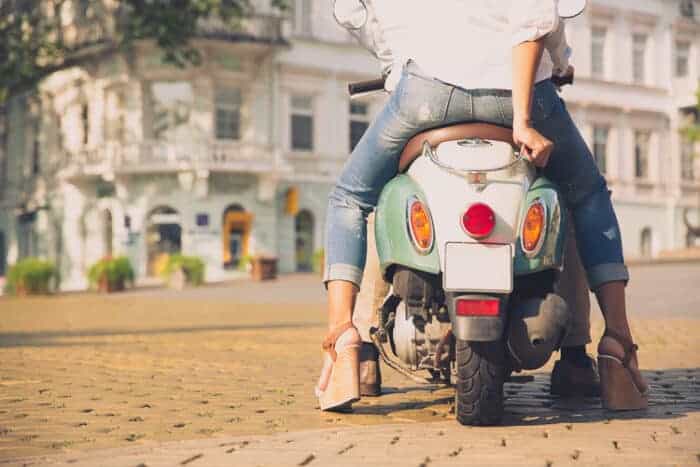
left=455, top=339, right=506, bottom=426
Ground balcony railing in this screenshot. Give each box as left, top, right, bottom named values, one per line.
left=64, top=12, right=287, bottom=54
left=285, top=152, right=347, bottom=180
left=62, top=140, right=280, bottom=176
left=196, top=14, right=286, bottom=45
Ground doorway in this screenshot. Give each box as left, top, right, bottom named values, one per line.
left=640, top=227, right=653, bottom=258
left=222, top=204, right=253, bottom=269
left=103, top=209, right=113, bottom=257
left=295, top=210, right=314, bottom=272
left=146, top=206, right=182, bottom=276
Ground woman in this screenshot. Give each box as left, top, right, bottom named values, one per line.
left=316, top=0, right=648, bottom=412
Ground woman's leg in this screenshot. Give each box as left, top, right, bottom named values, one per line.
left=530, top=81, right=647, bottom=399
left=318, top=68, right=455, bottom=406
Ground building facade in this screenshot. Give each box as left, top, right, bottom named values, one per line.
left=562, top=0, right=700, bottom=257
left=0, top=0, right=698, bottom=291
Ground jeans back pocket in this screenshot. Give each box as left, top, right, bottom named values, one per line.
left=531, top=81, right=561, bottom=123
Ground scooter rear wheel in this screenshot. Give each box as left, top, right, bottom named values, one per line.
left=455, top=339, right=506, bottom=426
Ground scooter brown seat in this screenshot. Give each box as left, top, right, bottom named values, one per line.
left=398, top=122, right=515, bottom=173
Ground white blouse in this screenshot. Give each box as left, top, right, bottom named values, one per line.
left=337, top=0, right=570, bottom=91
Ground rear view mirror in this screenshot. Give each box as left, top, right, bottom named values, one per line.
left=333, top=0, right=368, bottom=30
left=559, top=0, right=587, bottom=18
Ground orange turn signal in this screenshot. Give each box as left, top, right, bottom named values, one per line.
left=522, top=201, right=545, bottom=254
left=408, top=198, right=433, bottom=253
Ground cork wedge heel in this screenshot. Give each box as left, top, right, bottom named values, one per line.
left=598, top=330, right=649, bottom=411
left=315, top=322, right=361, bottom=411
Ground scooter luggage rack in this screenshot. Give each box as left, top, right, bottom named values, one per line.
left=421, top=140, right=525, bottom=179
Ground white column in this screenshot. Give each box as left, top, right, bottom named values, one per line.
left=60, top=182, right=88, bottom=291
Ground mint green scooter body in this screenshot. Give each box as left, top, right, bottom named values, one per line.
left=513, top=177, right=567, bottom=275
left=374, top=174, right=441, bottom=279
left=374, top=174, right=566, bottom=279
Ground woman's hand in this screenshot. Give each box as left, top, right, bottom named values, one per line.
left=513, top=120, right=553, bottom=167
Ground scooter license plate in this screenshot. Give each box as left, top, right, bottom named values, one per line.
left=443, top=242, right=513, bottom=293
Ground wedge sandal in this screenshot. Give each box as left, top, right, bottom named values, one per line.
left=315, top=322, right=361, bottom=411
left=598, top=329, right=649, bottom=411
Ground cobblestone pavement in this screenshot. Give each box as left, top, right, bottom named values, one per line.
left=0, top=266, right=699, bottom=466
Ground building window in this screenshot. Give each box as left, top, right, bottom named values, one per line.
left=640, top=227, right=653, bottom=257
left=349, top=102, right=369, bottom=151
left=290, top=95, right=313, bottom=151
left=81, top=103, right=89, bottom=146
left=0, top=117, right=6, bottom=194
left=632, top=33, right=647, bottom=84
left=77, top=0, right=92, bottom=19
left=0, top=230, right=5, bottom=276
left=32, top=120, right=40, bottom=175
left=196, top=213, right=210, bottom=227
left=151, top=81, right=193, bottom=140
left=591, top=26, right=607, bottom=78
left=592, top=125, right=609, bottom=174
left=215, top=88, right=241, bottom=140
left=681, top=140, right=695, bottom=181
left=293, top=0, right=312, bottom=36
left=634, top=130, right=651, bottom=179
left=675, top=40, right=691, bottom=77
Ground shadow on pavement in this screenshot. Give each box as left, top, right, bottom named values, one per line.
left=352, top=368, right=699, bottom=427
left=0, top=321, right=323, bottom=348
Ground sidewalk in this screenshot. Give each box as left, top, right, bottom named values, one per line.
left=1, top=268, right=699, bottom=466
left=9, top=406, right=699, bottom=467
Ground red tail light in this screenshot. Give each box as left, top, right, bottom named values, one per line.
left=462, top=203, right=495, bottom=239
left=455, top=298, right=500, bottom=317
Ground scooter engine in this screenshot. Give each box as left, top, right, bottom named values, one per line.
left=392, top=302, right=452, bottom=372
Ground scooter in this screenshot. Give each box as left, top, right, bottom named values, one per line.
left=341, top=0, right=587, bottom=427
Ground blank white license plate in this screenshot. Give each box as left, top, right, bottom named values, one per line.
left=443, top=243, right=513, bottom=293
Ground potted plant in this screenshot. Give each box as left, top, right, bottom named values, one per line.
left=238, top=254, right=253, bottom=273
left=87, top=256, right=135, bottom=292
left=162, top=254, right=205, bottom=289
left=251, top=254, right=278, bottom=281
left=312, top=249, right=325, bottom=276
left=5, top=258, right=57, bottom=296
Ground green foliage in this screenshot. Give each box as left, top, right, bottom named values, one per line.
left=680, top=87, right=700, bottom=145
left=0, top=0, right=289, bottom=100
left=87, top=256, right=135, bottom=291
left=162, top=254, right=205, bottom=286
left=312, top=248, right=324, bottom=274
left=238, top=254, right=252, bottom=272
left=5, top=257, right=57, bottom=295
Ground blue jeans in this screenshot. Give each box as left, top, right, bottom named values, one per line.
left=324, top=63, right=629, bottom=290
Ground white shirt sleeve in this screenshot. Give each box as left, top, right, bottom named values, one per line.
left=543, top=19, right=571, bottom=75
left=333, top=0, right=401, bottom=90
left=508, top=0, right=559, bottom=46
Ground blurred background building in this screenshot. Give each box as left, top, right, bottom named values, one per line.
left=0, top=0, right=698, bottom=291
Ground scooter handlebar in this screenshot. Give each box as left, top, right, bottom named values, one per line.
left=348, top=78, right=386, bottom=96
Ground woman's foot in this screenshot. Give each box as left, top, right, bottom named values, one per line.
left=597, top=330, right=649, bottom=410
left=550, top=346, right=600, bottom=397
left=315, top=323, right=361, bottom=411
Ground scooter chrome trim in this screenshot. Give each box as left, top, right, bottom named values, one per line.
left=422, top=141, right=525, bottom=177
left=520, top=198, right=548, bottom=258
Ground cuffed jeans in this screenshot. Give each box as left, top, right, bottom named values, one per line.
left=324, top=62, right=629, bottom=291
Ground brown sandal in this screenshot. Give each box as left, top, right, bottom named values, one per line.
left=315, top=322, right=361, bottom=411
left=598, top=329, right=649, bottom=411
